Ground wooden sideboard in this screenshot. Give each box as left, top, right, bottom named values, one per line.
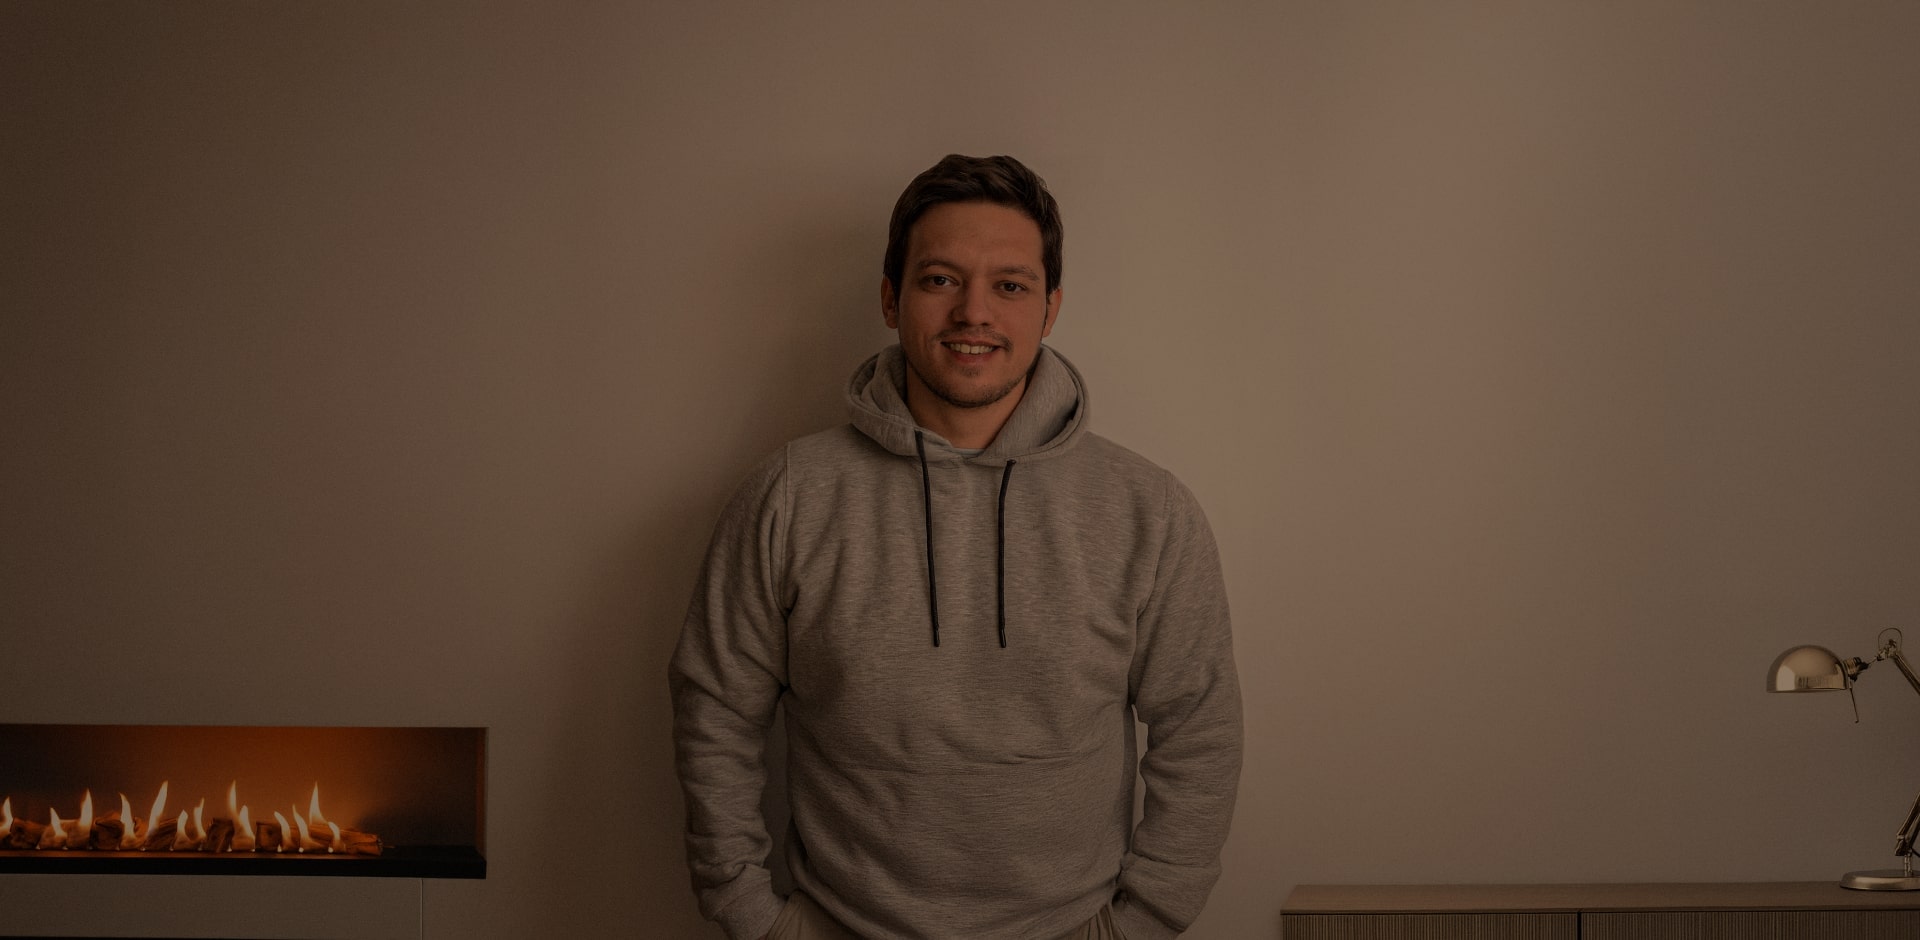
left=1281, top=882, right=1920, bottom=939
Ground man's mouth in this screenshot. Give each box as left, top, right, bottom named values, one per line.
left=943, top=342, right=996, bottom=355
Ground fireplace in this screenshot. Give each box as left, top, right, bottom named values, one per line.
left=0, top=724, right=485, bottom=879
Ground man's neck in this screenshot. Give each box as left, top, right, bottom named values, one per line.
left=903, top=377, right=1027, bottom=451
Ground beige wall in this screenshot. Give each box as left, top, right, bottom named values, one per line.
left=4, top=2, right=1918, bottom=937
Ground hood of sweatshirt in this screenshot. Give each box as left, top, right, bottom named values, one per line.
left=844, top=343, right=1090, bottom=648
left=845, top=344, right=1089, bottom=465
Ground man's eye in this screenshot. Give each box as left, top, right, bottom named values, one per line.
left=925, top=275, right=954, bottom=287
left=998, top=282, right=1026, bottom=293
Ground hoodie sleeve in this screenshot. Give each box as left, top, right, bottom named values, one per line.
left=669, top=447, right=791, bottom=940
left=1113, top=473, right=1244, bottom=940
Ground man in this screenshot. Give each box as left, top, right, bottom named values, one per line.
left=671, top=154, right=1242, bottom=940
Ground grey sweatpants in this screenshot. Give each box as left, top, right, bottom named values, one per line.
left=766, top=891, right=1127, bottom=940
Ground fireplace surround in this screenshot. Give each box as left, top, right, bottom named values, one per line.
left=0, top=724, right=485, bottom=879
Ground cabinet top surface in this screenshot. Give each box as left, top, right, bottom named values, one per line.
left=1283, top=882, right=1920, bottom=913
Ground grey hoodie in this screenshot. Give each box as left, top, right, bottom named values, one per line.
left=671, top=346, right=1241, bottom=940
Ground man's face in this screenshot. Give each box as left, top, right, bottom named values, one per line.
left=882, top=200, right=1061, bottom=417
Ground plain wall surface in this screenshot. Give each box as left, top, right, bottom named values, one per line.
left=4, top=2, right=1918, bottom=937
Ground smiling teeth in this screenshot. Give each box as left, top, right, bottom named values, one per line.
left=945, top=343, right=992, bottom=354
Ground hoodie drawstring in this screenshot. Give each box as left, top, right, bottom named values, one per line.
left=915, top=430, right=941, bottom=647
left=914, top=430, right=1015, bottom=650
left=996, top=460, right=1014, bottom=648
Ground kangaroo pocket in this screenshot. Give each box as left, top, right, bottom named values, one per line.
left=786, top=737, right=1132, bottom=938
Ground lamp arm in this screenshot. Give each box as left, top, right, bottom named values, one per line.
left=1883, top=643, right=1920, bottom=700
left=1879, top=630, right=1920, bottom=862
left=1897, top=787, right=1920, bottom=861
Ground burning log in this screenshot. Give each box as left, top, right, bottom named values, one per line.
left=205, top=817, right=234, bottom=854
left=141, top=814, right=177, bottom=851
left=335, top=827, right=382, bottom=856
left=89, top=816, right=126, bottom=851
left=8, top=819, right=46, bottom=850
left=0, top=799, right=34, bottom=850
left=255, top=819, right=282, bottom=852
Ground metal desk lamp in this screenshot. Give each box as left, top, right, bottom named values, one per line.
left=1768, top=628, right=1920, bottom=890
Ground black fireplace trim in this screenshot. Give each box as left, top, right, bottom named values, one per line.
left=0, top=845, right=484, bottom=878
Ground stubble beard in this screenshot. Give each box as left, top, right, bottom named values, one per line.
left=907, top=345, right=1033, bottom=410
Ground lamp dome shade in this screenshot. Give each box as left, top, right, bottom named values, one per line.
left=1769, top=644, right=1849, bottom=692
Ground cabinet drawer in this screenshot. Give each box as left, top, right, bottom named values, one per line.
left=1582, top=910, right=1920, bottom=940
left=1281, top=912, right=1577, bottom=939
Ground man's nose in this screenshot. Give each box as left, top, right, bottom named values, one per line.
left=950, top=282, right=992, bottom=324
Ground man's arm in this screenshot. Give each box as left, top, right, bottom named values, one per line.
left=669, top=450, right=791, bottom=940
left=1114, top=474, right=1244, bottom=940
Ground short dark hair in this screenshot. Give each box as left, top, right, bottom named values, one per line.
left=883, top=154, right=1063, bottom=294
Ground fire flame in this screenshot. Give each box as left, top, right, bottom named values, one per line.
left=4, top=779, right=377, bottom=857
left=145, top=781, right=169, bottom=849
left=226, top=782, right=255, bottom=851
left=289, top=805, right=321, bottom=852
left=73, top=790, right=93, bottom=848
left=118, top=793, right=140, bottom=849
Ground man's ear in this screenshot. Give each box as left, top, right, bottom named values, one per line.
left=881, top=277, right=900, bottom=329
left=1042, top=287, right=1063, bottom=338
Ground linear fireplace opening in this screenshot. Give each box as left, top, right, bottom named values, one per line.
left=0, top=724, right=485, bottom=878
